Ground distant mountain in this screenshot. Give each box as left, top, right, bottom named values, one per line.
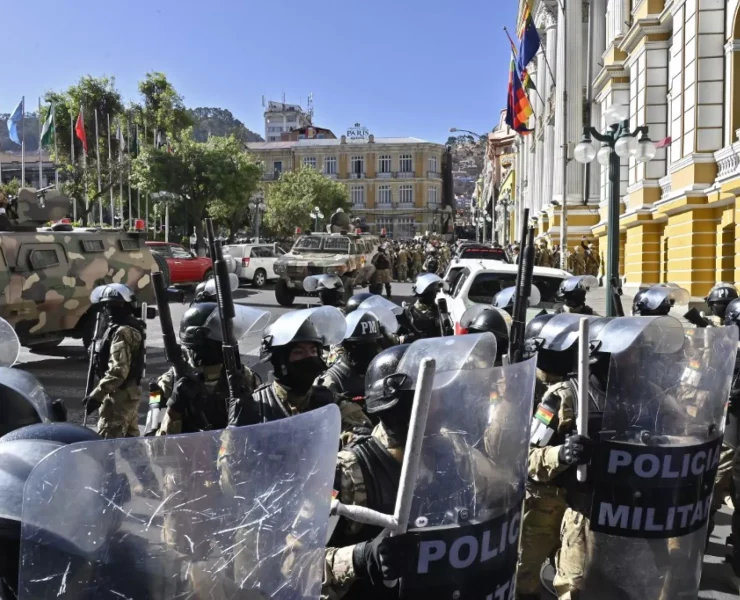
left=189, top=107, right=263, bottom=143
left=0, top=113, right=41, bottom=153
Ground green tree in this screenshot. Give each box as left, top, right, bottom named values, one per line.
left=138, top=72, right=192, bottom=139
left=189, top=107, right=263, bottom=143
left=264, top=167, right=350, bottom=237
left=131, top=131, right=262, bottom=246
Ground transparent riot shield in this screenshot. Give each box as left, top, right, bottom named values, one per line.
left=203, top=303, right=271, bottom=355
left=386, top=336, right=536, bottom=600
left=357, top=294, right=403, bottom=316
left=19, top=405, right=341, bottom=599
left=582, top=324, right=739, bottom=599
left=0, top=316, right=20, bottom=366
left=265, top=306, right=345, bottom=348
left=539, top=313, right=599, bottom=351
left=493, top=284, right=542, bottom=309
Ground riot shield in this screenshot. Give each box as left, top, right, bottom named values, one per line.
left=493, top=284, right=542, bottom=309
left=265, top=306, right=346, bottom=348
left=19, top=405, right=341, bottom=599
left=201, top=272, right=240, bottom=295
left=203, top=303, right=271, bottom=354
left=357, top=294, right=403, bottom=316
left=412, top=273, right=443, bottom=295
left=386, top=334, right=536, bottom=600
left=539, top=313, right=599, bottom=351
left=582, top=324, right=738, bottom=599
left=0, top=316, right=20, bottom=366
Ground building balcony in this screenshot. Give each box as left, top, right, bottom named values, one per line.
left=658, top=175, right=672, bottom=200
left=324, top=172, right=337, bottom=179
left=714, top=143, right=740, bottom=181
left=427, top=171, right=442, bottom=179
left=352, top=203, right=366, bottom=209
left=377, top=172, right=392, bottom=179
left=397, top=171, right=415, bottom=179
left=349, top=172, right=366, bottom=179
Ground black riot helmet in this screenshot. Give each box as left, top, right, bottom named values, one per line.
left=343, top=311, right=385, bottom=372
left=90, top=283, right=137, bottom=323
left=724, top=298, right=740, bottom=330
left=0, top=368, right=67, bottom=438
left=632, top=284, right=689, bottom=316
left=706, top=283, right=739, bottom=319
left=412, top=273, right=443, bottom=305
left=524, top=313, right=556, bottom=341
left=467, top=308, right=510, bottom=360
left=364, top=344, right=413, bottom=414
left=178, top=302, right=223, bottom=366
left=524, top=313, right=576, bottom=377
left=345, top=292, right=374, bottom=314
left=556, top=275, right=598, bottom=308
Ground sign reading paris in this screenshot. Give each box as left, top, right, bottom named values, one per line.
left=346, top=123, right=370, bottom=140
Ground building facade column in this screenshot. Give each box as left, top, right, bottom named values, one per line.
left=588, top=0, right=607, bottom=202
left=539, top=7, right=558, bottom=215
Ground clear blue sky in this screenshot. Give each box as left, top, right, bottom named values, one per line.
left=3, top=0, right=517, bottom=143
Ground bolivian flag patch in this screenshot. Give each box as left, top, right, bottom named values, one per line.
left=535, top=405, right=555, bottom=426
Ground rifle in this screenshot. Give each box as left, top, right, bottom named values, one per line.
left=611, top=275, right=625, bottom=317
left=205, top=218, right=260, bottom=427
left=684, top=307, right=710, bottom=328
left=83, top=310, right=106, bottom=427
left=509, top=208, right=535, bottom=364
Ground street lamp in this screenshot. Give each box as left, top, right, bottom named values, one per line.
left=497, top=194, right=514, bottom=246
left=248, top=199, right=266, bottom=241
left=574, top=103, right=656, bottom=317
left=449, top=127, right=486, bottom=140
left=309, top=206, right=324, bottom=231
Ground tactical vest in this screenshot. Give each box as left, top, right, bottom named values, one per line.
left=96, top=320, right=145, bottom=389
left=373, top=253, right=390, bottom=270
left=404, top=302, right=440, bottom=339
left=202, top=369, right=230, bottom=430
left=331, top=435, right=402, bottom=549
left=322, top=358, right=366, bottom=399
left=252, top=382, right=335, bottom=423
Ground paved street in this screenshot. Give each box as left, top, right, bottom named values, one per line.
left=11, top=281, right=740, bottom=597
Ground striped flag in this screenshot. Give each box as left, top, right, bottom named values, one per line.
left=505, top=54, right=533, bottom=134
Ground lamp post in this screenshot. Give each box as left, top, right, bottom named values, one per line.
left=574, top=103, right=657, bottom=317
left=248, top=199, right=266, bottom=241
left=309, top=206, right=324, bottom=232
left=497, top=193, right=514, bottom=246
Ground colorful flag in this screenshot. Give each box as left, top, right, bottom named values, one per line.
left=7, top=98, right=23, bottom=145
left=655, top=136, right=672, bottom=149
left=517, top=10, right=541, bottom=76
left=505, top=55, right=533, bottom=135
left=75, top=109, right=88, bottom=154
left=505, top=28, right=537, bottom=93
left=517, top=3, right=531, bottom=38
left=40, top=103, right=55, bottom=146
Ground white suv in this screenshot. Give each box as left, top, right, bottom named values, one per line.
left=222, top=243, right=285, bottom=287
left=440, top=260, right=570, bottom=326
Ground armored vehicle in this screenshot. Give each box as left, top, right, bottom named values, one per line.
left=0, top=188, right=161, bottom=351
left=273, top=232, right=379, bottom=306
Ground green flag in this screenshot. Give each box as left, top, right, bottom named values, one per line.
left=40, top=103, right=54, bottom=146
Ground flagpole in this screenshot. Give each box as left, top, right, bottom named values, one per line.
left=127, top=119, right=132, bottom=228
left=136, top=123, right=141, bottom=219
left=118, top=118, right=124, bottom=228
left=21, top=96, right=25, bottom=188
left=94, top=109, right=103, bottom=227
left=38, top=98, right=43, bottom=189
left=107, top=112, right=114, bottom=226
left=53, top=103, right=59, bottom=189
left=503, top=27, right=545, bottom=108
left=71, top=113, right=77, bottom=221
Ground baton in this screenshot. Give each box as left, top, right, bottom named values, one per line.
left=577, top=318, right=590, bottom=483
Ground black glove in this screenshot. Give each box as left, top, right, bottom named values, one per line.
left=149, top=379, right=164, bottom=396
left=82, top=395, right=101, bottom=416
left=352, top=530, right=397, bottom=585
left=168, top=373, right=204, bottom=415
left=558, top=434, right=594, bottom=466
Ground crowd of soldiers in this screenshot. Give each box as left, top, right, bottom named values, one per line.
left=3, top=256, right=740, bottom=598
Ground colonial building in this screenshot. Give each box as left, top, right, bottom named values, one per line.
left=246, top=135, right=447, bottom=238
left=515, top=0, right=740, bottom=297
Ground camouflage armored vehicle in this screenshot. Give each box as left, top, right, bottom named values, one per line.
left=273, top=232, right=380, bottom=306
left=0, top=188, right=161, bottom=351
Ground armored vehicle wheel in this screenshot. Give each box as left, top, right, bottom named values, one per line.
left=275, top=279, right=295, bottom=307
left=152, top=253, right=171, bottom=288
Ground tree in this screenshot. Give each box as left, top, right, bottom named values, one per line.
left=189, top=107, right=263, bottom=144
left=264, top=167, right=350, bottom=237
left=131, top=131, right=262, bottom=246
left=138, top=72, right=192, bottom=140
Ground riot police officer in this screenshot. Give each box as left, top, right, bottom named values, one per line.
left=318, top=309, right=390, bottom=403
left=555, top=275, right=599, bottom=315
left=493, top=284, right=542, bottom=317
left=631, top=283, right=689, bottom=316
left=398, top=273, right=451, bottom=340
left=304, top=274, right=346, bottom=309
left=150, top=302, right=267, bottom=434
left=345, top=292, right=374, bottom=315
left=724, top=298, right=740, bottom=577
left=191, top=273, right=239, bottom=305
left=705, top=282, right=739, bottom=325
left=253, top=307, right=371, bottom=433
left=458, top=304, right=510, bottom=365
left=82, top=284, right=145, bottom=439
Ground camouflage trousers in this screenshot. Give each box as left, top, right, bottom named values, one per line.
left=97, top=387, right=142, bottom=438
left=554, top=508, right=695, bottom=599
left=397, top=264, right=408, bottom=281
left=517, top=484, right=567, bottom=595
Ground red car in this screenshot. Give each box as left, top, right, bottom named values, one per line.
left=145, top=242, right=213, bottom=286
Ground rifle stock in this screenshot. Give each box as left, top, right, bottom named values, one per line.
left=509, top=209, right=534, bottom=363
left=684, top=307, right=710, bottom=328
left=152, top=272, right=187, bottom=378
left=205, top=218, right=259, bottom=427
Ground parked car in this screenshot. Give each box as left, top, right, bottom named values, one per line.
left=454, top=243, right=509, bottom=262
left=438, top=260, right=570, bottom=326
left=145, top=241, right=213, bottom=286
left=222, top=243, right=284, bottom=287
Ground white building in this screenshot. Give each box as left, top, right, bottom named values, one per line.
left=264, top=101, right=311, bottom=142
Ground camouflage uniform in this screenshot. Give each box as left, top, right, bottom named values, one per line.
left=517, top=380, right=573, bottom=597
left=396, top=249, right=408, bottom=281
left=88, top=324, right=144, bottom=438
left=412, top=249, right=424, bottom=279
left=561, top=304, right=596, bottom=316
left=322, top=422, right=402, bottom=600
left=584, top=246, right=600, bottom=277
left=567, top=247, right=586, bottom=276
left=538, top=243, right=553, bottom=268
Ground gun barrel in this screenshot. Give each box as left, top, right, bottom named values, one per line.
left=152, top=271, right=186, bottom=376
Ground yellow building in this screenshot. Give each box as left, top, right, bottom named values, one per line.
left=246, top=134, right=446, bottom=238
left=516, top=0, right=740, bottom=298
